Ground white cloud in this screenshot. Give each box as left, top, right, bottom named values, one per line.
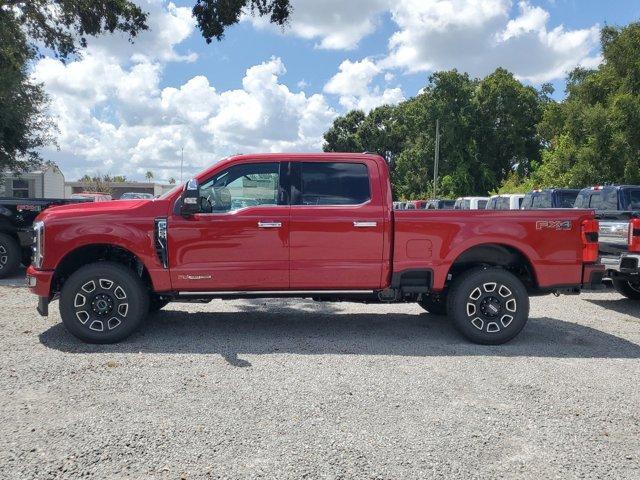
left=382, top=0, right=600, bottom=82
left=34, top=53, right=336, bottom=182
left=324, top=59, right=405, bottom=112
left=249, top=0, right=600, bottom=83
left=248, top=0, right=389, bottom=49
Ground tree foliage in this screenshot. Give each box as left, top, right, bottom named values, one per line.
left=323, top=69, right=544, bottom=199
left=1, top=0, right=149, bottom=176
left=193, top=0, right=291, bottom=42
left=505, top=22, right=640, bottom=190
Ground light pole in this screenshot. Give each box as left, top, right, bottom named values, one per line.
left=433, top=119, right=440, bottom=199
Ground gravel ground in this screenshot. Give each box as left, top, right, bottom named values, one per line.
left=0, top=282, right=639, bottom=479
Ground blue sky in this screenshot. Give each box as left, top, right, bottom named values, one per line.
left=31, top=0, right=640, bottom=182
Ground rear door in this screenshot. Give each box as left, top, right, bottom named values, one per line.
left=289, top=159, right=385, bottom=289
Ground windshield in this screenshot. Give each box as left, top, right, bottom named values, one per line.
left=159, top=184, right=183, bottom=199
left=623, top=188, right=640, bottom=210
left=557, top=191, right=578, bottom=208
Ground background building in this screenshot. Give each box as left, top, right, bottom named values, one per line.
left=0, top=164, right=65, bottom=198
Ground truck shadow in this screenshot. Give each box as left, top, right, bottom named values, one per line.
left=585, top=299, right=640, bottom=319
left=38, top=302, right=640, bottom=365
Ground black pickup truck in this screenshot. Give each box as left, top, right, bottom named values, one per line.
left=0, top=197, right=91, bottom=278
left=575, top=185, right=640, bottom=298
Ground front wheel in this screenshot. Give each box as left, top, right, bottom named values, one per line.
left=59, top=262, right=149, bottom=343
left=0, top=233, right=20, bottom=279
left=447, top=267, right=530, bottom=345
left=612, top=279, right=640, bottom=300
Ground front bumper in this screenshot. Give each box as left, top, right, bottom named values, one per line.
left=26, top=265, right=54, bottom=316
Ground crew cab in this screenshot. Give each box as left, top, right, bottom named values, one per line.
left=26, top=153, right=603, bottom=345
left=577, top=185, right=640, bottom=298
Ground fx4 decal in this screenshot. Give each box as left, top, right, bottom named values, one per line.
left=536, top=220, right=572, bottom=231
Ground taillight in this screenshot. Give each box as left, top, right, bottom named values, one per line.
left=581, top=219, right=599, bottom=263
left=628, top=218, right=640, bottom=253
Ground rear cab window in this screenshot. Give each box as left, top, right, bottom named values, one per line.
left=532, top=193, right=551, bottom=208
left=293, top=162, right=371, bottom=206
left=556, top=191, right=579, bottom=208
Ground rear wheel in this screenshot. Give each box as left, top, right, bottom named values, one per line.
left=417, top=293, right=447, bottom=315
left=0, top=233, right=20, bottom=279
left=59, top=262, right=149, bottom=343
left=447, top=267, right=529, bottom=345
left=612, top=279, right=640, bottom=300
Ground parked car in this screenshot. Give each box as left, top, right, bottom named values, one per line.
left=521, top=189, right=579, bottom=209
left=454, top=196, right=489, bottom=210
left=577, top=185, right=640, bottom=298
left=485, top=194, right=525, bottom=210
left=0, top=197, right=91, bottom=278
left=27, top=153, right=603, bottom=345
left=70, top=192, right=112, bottom=202
left=424, top=199, right=456, bottom=210
left=119, top=192, right=154, bottom=200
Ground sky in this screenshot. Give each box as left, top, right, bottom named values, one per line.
left=32, top=0, right=640, bottom=183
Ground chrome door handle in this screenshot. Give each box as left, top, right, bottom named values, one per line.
left=353, top=221, right=377, bottom=228
left=258, top=221, right=282, bottom=228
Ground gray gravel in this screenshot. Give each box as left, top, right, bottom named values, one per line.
left=0, top=284, right=639, bottom=479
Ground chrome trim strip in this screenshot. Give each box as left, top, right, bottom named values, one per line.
left=177, top=290, right=375, bottom=296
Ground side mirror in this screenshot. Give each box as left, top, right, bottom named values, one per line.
left=181, top=178, right=200, bottom=217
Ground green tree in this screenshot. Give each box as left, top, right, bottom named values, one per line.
left=145, top=171, right=154, bottom=183
left=509, top=22, right=640, bottom=190
left=192, top=0, right=291, bottom=42
left=1, top=1, right=148, bottom=175
left=168, top=177, right=176, bottom=184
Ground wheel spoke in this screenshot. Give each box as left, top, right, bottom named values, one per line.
left=501, top=314, right=513, bottom=327
left=107, top=317, right=121, bottom=330
left=498, top=285, right=512, bottom=298
left=471, top=317, right=484, bottom=330
left=486, top=322, right=500, bottom=333
left=81, top=281, right=96, bottom=293
left=99, top=279, right=114, bottom=290
left=466, top=302, right=476, bottom=316
left=117, top=303, right=129, bottom=317
left=114, top=286, right=127, bottom=300
left=469, top=287, right=482, bottom=301
left=89, top=320, right=104, bottom=332
left=74, top=293, right=86, bottom=308
left=76, top=311, right=90, bottom=324
left=505, top=299, right=517, bottom=312
left=483, top=282, right=497, bottom=293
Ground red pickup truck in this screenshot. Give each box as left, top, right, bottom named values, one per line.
left=26, top=153, right=603, bottom=345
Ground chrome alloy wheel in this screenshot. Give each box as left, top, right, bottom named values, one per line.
left=73, top=278, right=129, bottom=332
left=466, top=282, right=517, bottom=334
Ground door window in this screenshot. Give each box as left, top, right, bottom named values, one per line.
left=293, top=162, right=370, bottom=205
left=199, top=163, right=280, bottom=213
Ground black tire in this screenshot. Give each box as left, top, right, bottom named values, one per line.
left=59, top=262, right=149, bottom=344
left=612, top=279, right=640, bottom=300
left=149, top=295, right=170, bottom=313
left=0, top=233, right=20, bottom=279
left=447, top=267, right=529, bottom=345
left=418, top=293, right=447, bottom=315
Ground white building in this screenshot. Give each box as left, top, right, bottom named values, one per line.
left=0, top=164, right=65, bottom=198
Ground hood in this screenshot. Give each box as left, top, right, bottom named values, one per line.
left=36, top=199, right=168, bottom=223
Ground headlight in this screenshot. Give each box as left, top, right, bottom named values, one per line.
left=32, top=221, right=45, bottom=269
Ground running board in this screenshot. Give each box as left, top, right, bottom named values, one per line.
left=177, top=290, right=375, bottom=296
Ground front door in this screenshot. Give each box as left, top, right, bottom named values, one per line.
left=289, top=160, right=385, bottom=289
left=169, top=161, right=289, bottom=291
